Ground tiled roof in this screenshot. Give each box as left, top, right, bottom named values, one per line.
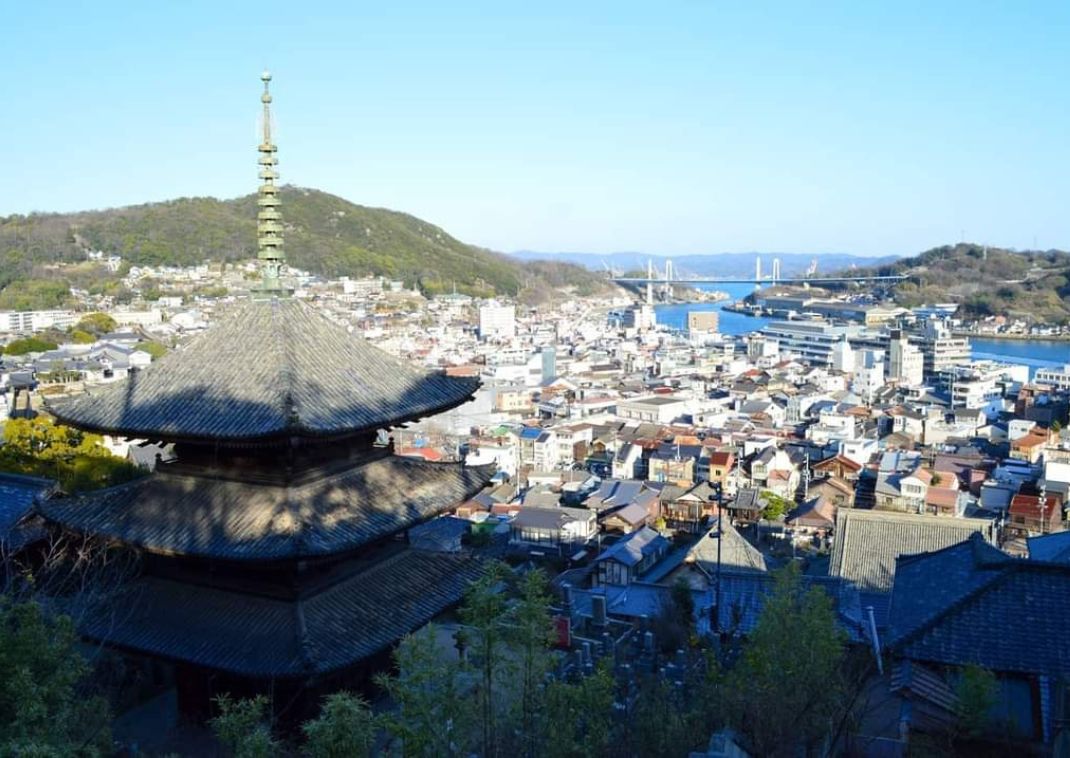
left=39, top=456, right=494, bottom=561
left=594, top=525, right=666, bottom=567
left=716, top=571, right=864, bottom=641
left=829, top=509, right=994, bottom=592
left=79, top=547, right=485, bottom=677
left=1028, top=532, right=1070, bottom=563
left=687, top=520, right=767, bottom=574
left=48, top=299, right=479, bottom=441
left=0, top=472, right=55, bottom=547
left=888, top=536, right=1070, bottom=676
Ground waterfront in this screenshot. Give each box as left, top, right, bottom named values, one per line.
left=655, top=284, right=1070, bottom=376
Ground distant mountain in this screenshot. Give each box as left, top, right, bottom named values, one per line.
left=0, top=187, right=609, bottom=307
left=842, top=243, right=1070, bottom=322
left=509, top=251, right=900, bottom=278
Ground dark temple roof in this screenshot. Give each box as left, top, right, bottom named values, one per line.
left=80, top=547, right=485, bottom=677
left=47, top=299, right=480, bottom=441
left=888, top=534, right=1070, bottom=676
left=38, top=456, right=494, bottom=561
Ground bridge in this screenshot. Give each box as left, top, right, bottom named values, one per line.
left=611, top=275, right=907, bottom=285
left=607, top=255, right=905, bottom=290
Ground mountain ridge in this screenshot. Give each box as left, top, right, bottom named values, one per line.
left=0, top=187, right=609, bottom=306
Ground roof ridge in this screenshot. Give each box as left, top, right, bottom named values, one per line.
left=272, top=298, right=299, bottom=430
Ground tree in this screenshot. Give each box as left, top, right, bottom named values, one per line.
left=541, top=664, right=615, bottom=758
left=0, top=417, right=144, bottom=492
left=955, top=665, right=997, bottom=740
left=74, top=313, right=117, bottom=337
left=134, top=340, right=168, bottom=359
left=630, top=678, right=706, bottom=757
left=506, top=569, right=555, bottom=757
left=2, top=336, right=58, bottom=355
left=725, top=563, right=847, bottom=757
left=459, top=560, right=510, bottom=757
left=760, top=491, right=793, bottom=520
left=209, top=694, right=278, bottom=758
left=302, top=691, right=376, bottom=758
left=375, top=624, right=474, bottom=757
left=69, top=329, right=96, bottom=344
left=0, top=599, right=111, bottom=755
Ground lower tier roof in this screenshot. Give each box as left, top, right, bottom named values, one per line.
left=81, top=546, right=484, bottom=678
left=38, top=456, right=495, bottom=561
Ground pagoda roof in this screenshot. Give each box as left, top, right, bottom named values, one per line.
left=47, top=299, right=479, bottom=442
left=38, top=455, right=494, bottom=561
left=79, top=547, right=484, bottom=678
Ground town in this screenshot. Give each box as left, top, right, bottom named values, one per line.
left=3, top=5, right=1070, bottom=753
left=2, top=237, right=1069, bottom=753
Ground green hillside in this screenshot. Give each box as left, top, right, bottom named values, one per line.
left=0, top=187, right=609, bottom=304
left=851, top=243, right=1070, bottom=323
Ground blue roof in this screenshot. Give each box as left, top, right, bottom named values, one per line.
left=519, top=427, right=543, bottom=440
left=888, top=534, right=1070, bottom=676
left=0, top=472, right=54, bottom=541
left=594, top=526, right=669, bottom=568
left=1028, top=531, right=1070, bottom=564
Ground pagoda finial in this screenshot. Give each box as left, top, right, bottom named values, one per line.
left=256, top=70, right=287, bottom=295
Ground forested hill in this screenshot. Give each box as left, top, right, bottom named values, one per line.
left=0, top=187, right=608, bottom=302
left=849, top=243, right=1070, bottom=323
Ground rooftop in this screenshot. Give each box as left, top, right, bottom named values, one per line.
left=48, top=298, right=479, bottom=442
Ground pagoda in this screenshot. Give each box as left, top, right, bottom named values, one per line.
left=41, top=73, right=494, bottom=720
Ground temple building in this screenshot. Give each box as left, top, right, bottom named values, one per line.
left=39, top=73, right=494, bottom=720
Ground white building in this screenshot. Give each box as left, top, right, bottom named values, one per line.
left=479, top=303, right=516, bottom=340
left=888, top=330, right=924, bottom=386
left=851, top=349, right=885, bottom=401
left=0, top=310, right=75, bottom=335
left=1036, top=364, right=1070, bottom=391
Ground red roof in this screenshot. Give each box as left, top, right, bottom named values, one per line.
left=398, top=447, right=445, bottom=462
left=1009, top=493, right=1061, bottom=520
left=708, top=451, right=735, bottom=467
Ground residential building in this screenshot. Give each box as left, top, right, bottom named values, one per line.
left=478, top=302, right=516, bottom=340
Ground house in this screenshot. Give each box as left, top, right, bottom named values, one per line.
left=612, top=442, right=642, bottom=480
left=648, top=442, right=701, bottom=486
left=812, top=454, right=862, bottom=482
left=509, top=506, right=598, bottom=554
left=1006, top=492, right=1064, bottom=541
left=661, top=480, right=721, bottom=533
left=923, top=472, right=961, bottom=517
left=706, top=450, right=737, bottom=493
left=748, top=447, right=799, bottom=498
left=808, top=475, right=855, bottom=508
left=592, top=526, right=670, bottom=585
left=727, top=487, right=764, bottom=524
left=583, top=479, right=657, bottom=516
left=662, top=520, right=768, bottom=593
left=885, top=535, right=1070, bottom=749
left=787, top=496, right=836, bottom=536
left=601, top=502, right=654, bottom=533
left=829, top=508, right=995, bottom=594
left=1009, top=428, right=1051, bottom=464
left=873, top=451, right=931, bottom=513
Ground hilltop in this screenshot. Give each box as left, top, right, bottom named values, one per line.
left=845, top=243, right=1070, bottom=323
left=0, top=187, right=609, bottom=306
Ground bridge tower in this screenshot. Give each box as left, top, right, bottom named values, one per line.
left=665, top=259, right=674, bottom=300
left=755, top=255, right=762, bottom=290
left=772, top=257, right=781, bottom=284
left=646, top=259, right=654, bottom=304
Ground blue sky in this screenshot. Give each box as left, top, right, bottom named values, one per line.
left=3, top=1, right=1068, bottom=257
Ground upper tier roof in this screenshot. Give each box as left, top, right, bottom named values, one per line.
left=38, top=454, right=495, bottom=561
left=48, top=298, right=479, bottom=442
